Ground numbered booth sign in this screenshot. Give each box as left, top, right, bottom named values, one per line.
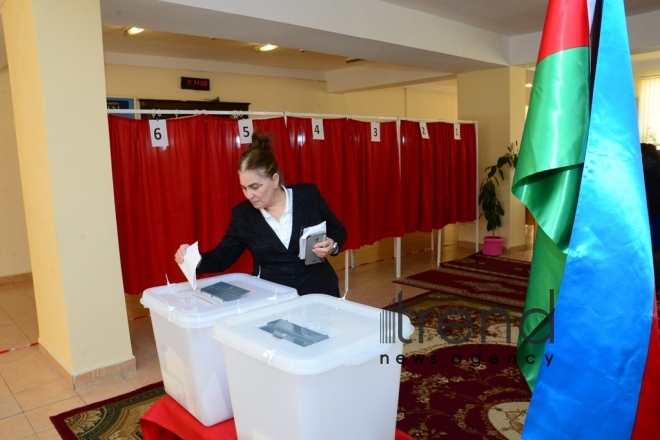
left=371, top=122, right=381, bottom=142
left=149, top=119, right=169, bottom=148
left=454, top=123, right=461, bottom=140
left=238, top=119, right=254, bottom=144
left=311, top=118, right=325, bottom=140
left=419, top=121, right=430, bottom=140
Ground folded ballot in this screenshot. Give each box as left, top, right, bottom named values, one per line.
left=178, top=241, right=201, bottom=289
left=299, top=221, right=326, bottom=265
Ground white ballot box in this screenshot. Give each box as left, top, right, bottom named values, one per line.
left=140, top=273, right=298, bottom=426
left=212, top=294, right=413, bottom=440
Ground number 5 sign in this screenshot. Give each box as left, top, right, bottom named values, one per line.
left=149, top=120, right=169, bottom=148
left=238, top=119, right=254, bottom=144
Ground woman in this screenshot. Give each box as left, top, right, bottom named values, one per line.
left=175, top=133, right=346, bottom=297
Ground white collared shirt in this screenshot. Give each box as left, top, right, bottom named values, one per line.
left=259, top=186, right=293, bottom=248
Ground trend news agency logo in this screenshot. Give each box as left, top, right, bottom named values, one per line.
left=379, top=290, right=556, bottom=366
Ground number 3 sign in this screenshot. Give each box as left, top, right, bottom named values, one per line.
left=149, top=120, right=169, bottom=148
left=371, top=122, right=381, bottom=142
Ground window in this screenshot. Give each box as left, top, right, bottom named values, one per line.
left=638, top=77, right=660, bottom=144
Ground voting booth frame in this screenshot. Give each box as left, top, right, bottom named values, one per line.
left=107, top=109, right=479, bottom=295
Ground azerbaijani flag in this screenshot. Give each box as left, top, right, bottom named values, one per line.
left=512, top=0, right=589, bottom=390
left=516, top=0, right=660, bottom=438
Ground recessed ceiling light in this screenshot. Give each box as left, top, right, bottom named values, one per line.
left=124, top=27, right=144, bottom=36
left=255, top=44, right=278, bottom=52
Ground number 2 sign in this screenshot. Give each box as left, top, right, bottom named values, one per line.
left=419, top=122, right=430, bottom=140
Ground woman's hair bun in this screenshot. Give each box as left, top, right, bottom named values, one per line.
left=250, top=133, right=272, bottom=151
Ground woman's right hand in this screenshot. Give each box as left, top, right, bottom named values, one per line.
left=174, top=244, right=190, bottom=264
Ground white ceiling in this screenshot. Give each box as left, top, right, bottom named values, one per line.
left=2, top=0, right=660, bottom=92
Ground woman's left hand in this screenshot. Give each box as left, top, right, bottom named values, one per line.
left=312, top=238, right=335, bottom=259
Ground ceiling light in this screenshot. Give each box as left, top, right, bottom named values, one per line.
left=124, top=27, right=144, bottom=36
left=525, top=83, right=533, bottom=88
left=255, top=44, right=278, bottom=52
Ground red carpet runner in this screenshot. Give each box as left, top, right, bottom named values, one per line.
left=394, top=253, right=530, bottom=309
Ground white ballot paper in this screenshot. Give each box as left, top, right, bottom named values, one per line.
left=298, top=221, right=327, bottom=260
left=178, top=241, right=201, bottom=290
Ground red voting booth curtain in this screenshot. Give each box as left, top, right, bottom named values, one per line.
left=452, top=123, right=477, bottom=222
left=109, top=115, right=476, bottom=294
left=347, top=120, right=405, bottom=245
left=285, top=117, right=362, bottom=250
left=400, top=120, right=477, bottom=233
left=109, top=115, right=198, bottom=295
left=108, top=115, right=293, bottom=294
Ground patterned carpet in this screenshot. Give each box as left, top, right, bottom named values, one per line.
left=394, top=254, right=531, bottom=309
left=50, top=382, right=165, bottom=440
left=395, top=292, right=531, bottom=439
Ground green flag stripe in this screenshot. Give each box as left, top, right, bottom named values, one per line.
left=514, top=47, right=589, bottom=177
left=512, top=47, right=589, bottom=391
left=513, top=47, right=589, bottom=251
left=517, top=228, right=566, bottom=390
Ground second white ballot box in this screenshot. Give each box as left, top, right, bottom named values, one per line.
left=212, top=294, right=413, bottom=440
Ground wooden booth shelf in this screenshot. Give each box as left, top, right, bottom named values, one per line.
left=138, top=99, right=250, bottom=120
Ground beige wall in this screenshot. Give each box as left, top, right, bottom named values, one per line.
left=0, top=67, right=31, bottom=279
left=456, top=67, right=527, bottom=250
left=104, top=64, right=457, bottom=119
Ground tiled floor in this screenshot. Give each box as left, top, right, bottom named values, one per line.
left=0, top=225, right=534, bottom=439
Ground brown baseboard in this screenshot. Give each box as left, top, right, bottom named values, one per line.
left=0, top=272, right=32, bottom=287
left=506, top=244, right=528, bottom=255
left=39, top=342, right=136, bottom=390
left=460, top=242, right=528, bottom=255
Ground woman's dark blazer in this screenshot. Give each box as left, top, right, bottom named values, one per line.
left=197, top=183, right=347, bottom=297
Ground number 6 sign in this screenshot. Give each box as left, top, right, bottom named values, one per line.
left=149, top=120, right=169, bottom=148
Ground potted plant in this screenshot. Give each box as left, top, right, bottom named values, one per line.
left=479, top=142, right=518, bottom=256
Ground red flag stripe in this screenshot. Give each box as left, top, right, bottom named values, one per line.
left=538, top=0, right=590, bottom=62
left=630, top=294, right=660, bottom=438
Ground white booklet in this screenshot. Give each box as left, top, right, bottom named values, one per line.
left=299, top=221, right=327, bottom=264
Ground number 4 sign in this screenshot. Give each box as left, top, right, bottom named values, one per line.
left=238, top=119, right=254, bottom=144
left=312, top=118, right=325, bottom=140
left=149, top=119, right=169, bottom=148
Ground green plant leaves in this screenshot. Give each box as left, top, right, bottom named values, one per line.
left=478, top=142, right=519, bottom=234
